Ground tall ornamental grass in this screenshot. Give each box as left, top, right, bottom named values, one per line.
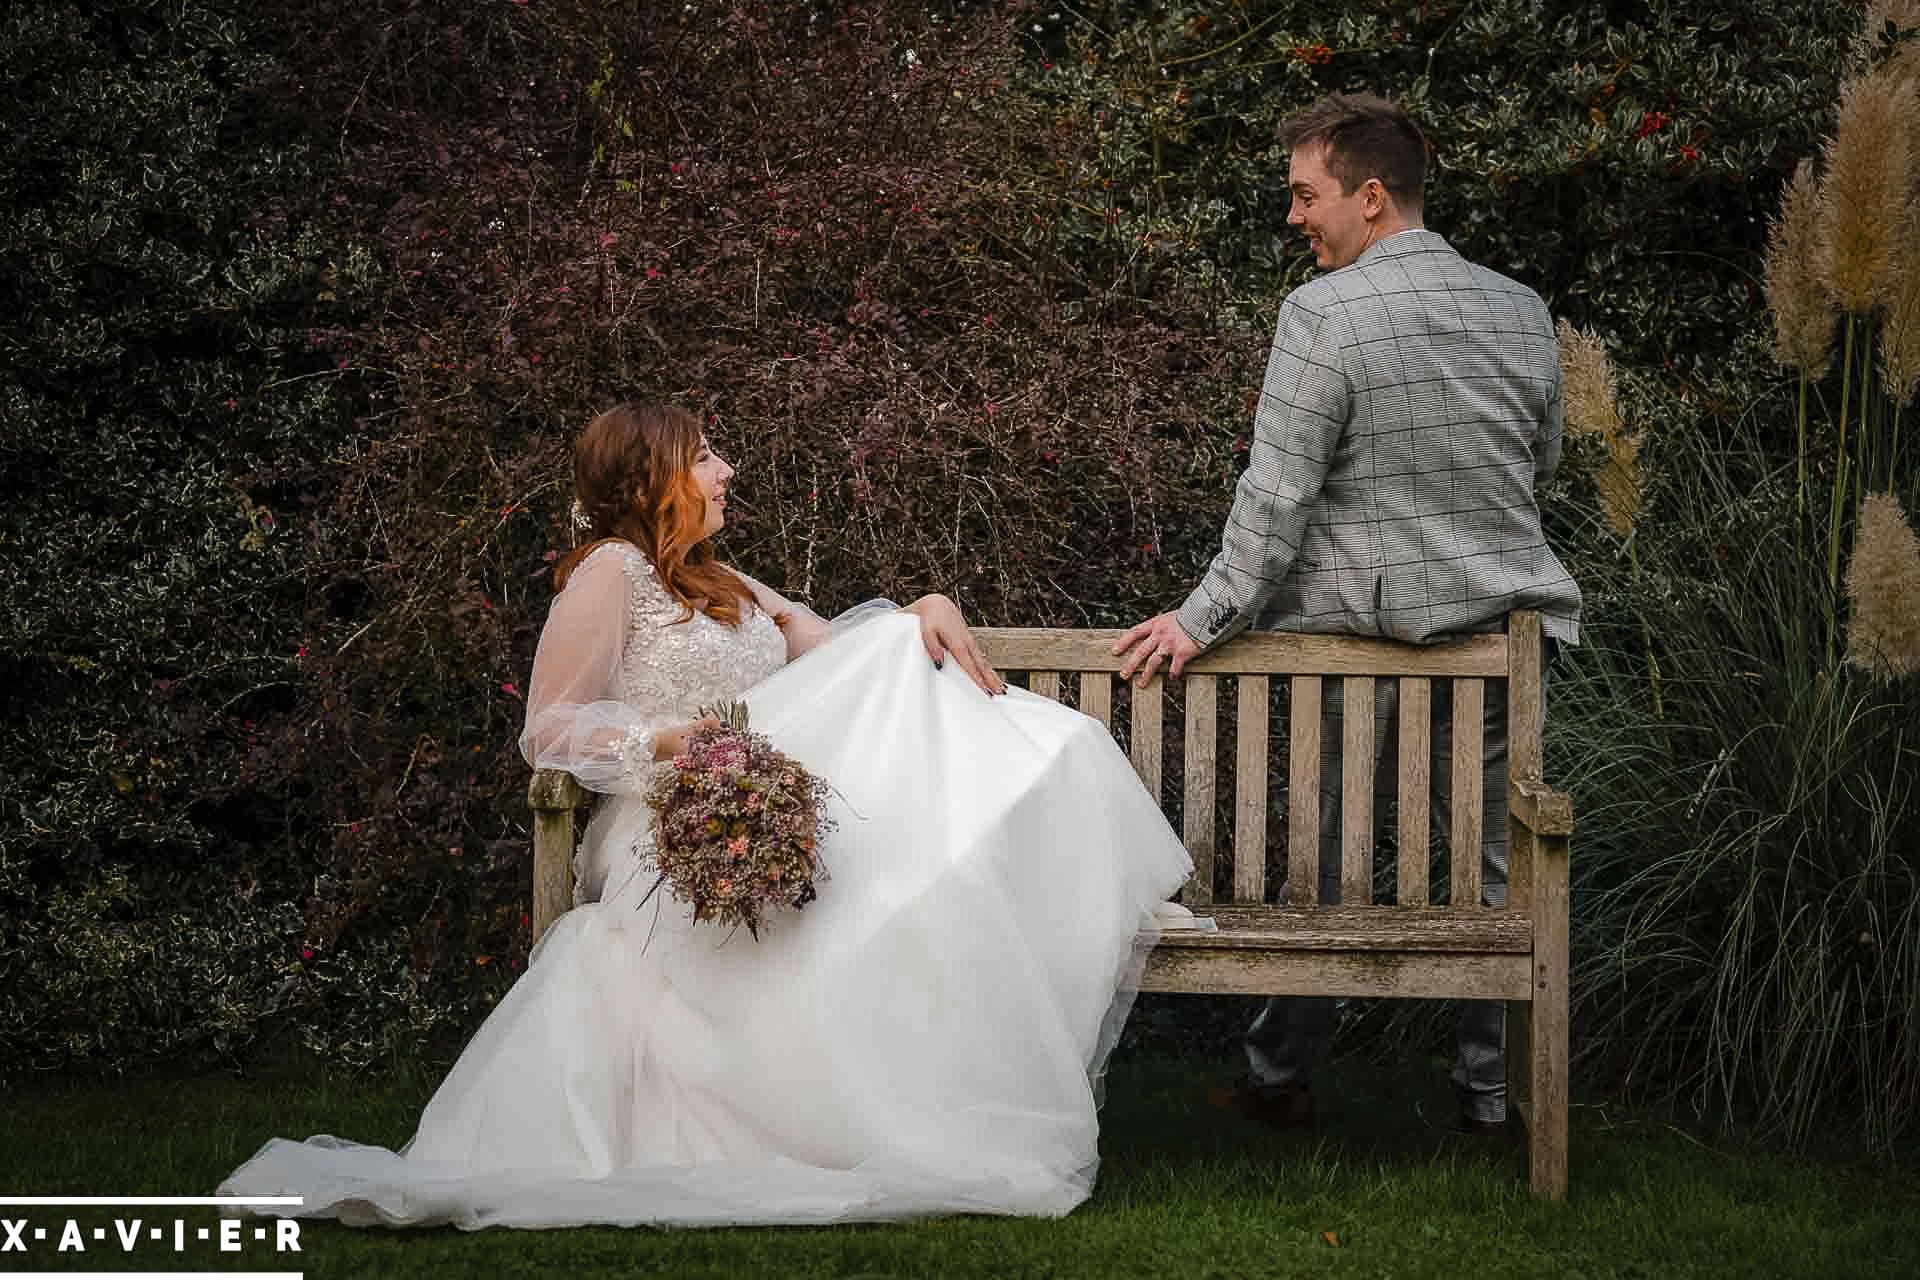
left=1761, top=3, right=1920, bottom=662
left=1556, top=390, right=1920, bottom=1150
left=1541, top=2, right=1920, bottom=1149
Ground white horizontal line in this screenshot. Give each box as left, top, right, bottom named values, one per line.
left=0, top=1275, right=301, bottom=1279
left=0, top=1197, right=303, bottom=1206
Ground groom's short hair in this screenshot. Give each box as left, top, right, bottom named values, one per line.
left=1279, top=93, right=1426, bottom=213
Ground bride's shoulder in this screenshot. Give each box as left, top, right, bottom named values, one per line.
left=717, top=562, right=786, bottom=614
left=575, top=538, right=653, bottom=573
left=567, top=540, right=668, bottom=597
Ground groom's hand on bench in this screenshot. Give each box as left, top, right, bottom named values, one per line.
left=1114, top=612, right=1201, bottom=688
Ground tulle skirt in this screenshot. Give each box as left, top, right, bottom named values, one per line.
left=219, top=613, right=1192, bottom=1228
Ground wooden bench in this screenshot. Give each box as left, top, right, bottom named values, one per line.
left=526, top=611, right=1572, bottom=1198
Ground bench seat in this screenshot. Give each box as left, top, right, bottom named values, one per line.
left=1143, top=905, right=1533, bottom=1000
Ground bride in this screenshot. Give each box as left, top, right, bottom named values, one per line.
left=219, top=402, right=1193, bottom=1229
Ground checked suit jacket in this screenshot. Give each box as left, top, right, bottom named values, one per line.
left=1176, top=229, right=1582, bottom=652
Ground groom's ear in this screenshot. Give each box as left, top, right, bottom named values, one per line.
left=1361, top=177, right=1389, bottom=217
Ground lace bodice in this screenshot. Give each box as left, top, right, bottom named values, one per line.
left=519, top=541, right=788, bottom=795
left=612, top=544, right=787, bottom=719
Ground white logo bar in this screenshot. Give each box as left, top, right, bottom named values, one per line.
left=2, top=1273, right=301, bottom=1279
left=0, top=1198, right=302, bottom=1206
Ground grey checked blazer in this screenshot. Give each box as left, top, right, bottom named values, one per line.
left=1176, top=229, right=1582, bottom=650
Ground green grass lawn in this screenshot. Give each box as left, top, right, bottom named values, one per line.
left=2, top=1048, right=1915, bottom=1279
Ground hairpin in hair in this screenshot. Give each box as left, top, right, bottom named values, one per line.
left=569, top=499, right=592, bottom=531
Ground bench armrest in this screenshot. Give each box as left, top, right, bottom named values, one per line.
left=527, top=769, right=586, bottom=943
left=528, top=768, right=586, bottom=811
left=1509, top=778, right=1573, bottom=837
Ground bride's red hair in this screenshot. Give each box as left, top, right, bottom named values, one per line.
left=554, top=402, right=753, bottom=626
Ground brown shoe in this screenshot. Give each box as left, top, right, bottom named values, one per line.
left=1205, top=1076, right=1314, bottom=1128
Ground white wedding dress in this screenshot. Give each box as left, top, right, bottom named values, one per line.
left=219, top=542, right=1191, bottom=1228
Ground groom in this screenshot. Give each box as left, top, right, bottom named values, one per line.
left=1114, top=92, right=1581, bottom=1129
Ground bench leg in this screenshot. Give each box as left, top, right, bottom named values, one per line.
left=1528, top=831, right=1570, bottom=1199
left=1507, top=997, right=1531, bottom=1135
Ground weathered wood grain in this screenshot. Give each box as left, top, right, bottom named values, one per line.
left=975, top=628, right=1508, bottom=677
left=1451, top=678, right=1485, bottom=909
left=1141, top=948, right=1531, bottom=1001
left=1287, top=676, right=1322, bottom=905
left=1508, top=611, right=1544, bottom=784
left=1397, top=677, right=1432, bottom=906
left=1233, top=676, right=1270, bottom=904
left=1183, top=675, right=1218, bottom=907
left=1078, top=671, right=1112, bottom=730
left=1510, top=779, right=1575, bottom=836
left=1130, top=681, right=1163, bottom=802
left=528, top=768, right=585, bottom=943
left=1529, top=831, right=1572, bottom=1199
left=1164, top=904, right=1532, bottom=951
left=1341, top=677, right=1375, bottom=906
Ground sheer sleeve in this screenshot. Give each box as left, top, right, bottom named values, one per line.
left=518, top=546, right=670, bottom=795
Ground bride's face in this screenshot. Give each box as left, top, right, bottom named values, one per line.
left=691, top=436, right=735, bottom=538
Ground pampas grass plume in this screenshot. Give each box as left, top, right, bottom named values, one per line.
left=1883, top=204, right=1920, bottom=404
left=1764, top=159, right=1836, bottom=379
left=1822, top=72, right=1916, bottom=313
left=1855, top=0, right=1920, bottom=87
left=1596, top=431, right=1644, bottom=542
left=1556, top=319, right=1642, bottom=538
left=1558, top=319, right=1621, bottom=438
left=1845, top=493, right=1920, bottom=680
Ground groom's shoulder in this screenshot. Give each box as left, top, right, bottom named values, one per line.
left=1435, top=249, right=1557, bottom=341
left=1278, top=271, right=1344, bottom=315
left=1434, top=241, right=1551, bottom=313
left=1461, top=256, right=1550, bottom=308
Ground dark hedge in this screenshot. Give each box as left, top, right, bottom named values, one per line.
left=0, top=0, right=1863, bottom=1089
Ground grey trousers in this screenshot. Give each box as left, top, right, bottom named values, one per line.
left=1245, top=674, right=1529, bottom=1124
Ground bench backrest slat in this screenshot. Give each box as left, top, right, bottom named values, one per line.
left=1079, top=671, right=1112, bottom=730
left=1341, top=676, right=1377, bottom=906
left=981, top=628, right=1507, bottom=677
left=1182, top=675, right=1219, bottom=907
left=1397, top=677, right=1433, bottom=905
left=1508, top=612, right=1544, bottom=783
left=1233, top=676, right=1270, bottom=903
left=978, top=617, right=1535, bottom=913
left=1130, top=683, right=1163, bottom=804
left=1450, top=678, right=1487, bottom=909
left=1286, top=675, right=1322, bottom=906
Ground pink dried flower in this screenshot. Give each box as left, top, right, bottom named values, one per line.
left=642, top=722, right=832, bottom=940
